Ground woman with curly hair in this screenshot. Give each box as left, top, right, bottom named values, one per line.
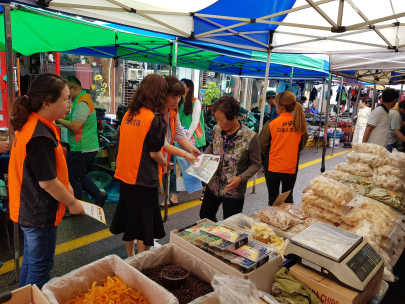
left=110, top=74, right=169, bottom=256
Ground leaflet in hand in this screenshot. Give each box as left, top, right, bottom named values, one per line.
left=78, top=200, right=107, bottom=225
left=186, top=154, right=220, bottom=184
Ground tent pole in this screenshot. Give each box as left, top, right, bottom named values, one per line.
left=321, top=73, right=332, bottom=173
left=316, top=79, right=325, bottom=153
left=332, top=76, right=343, bottom=155
left=3, top=4, right=18, bottom=285
left=172, top=40, right=178, bottom=76
left=252, top=48, right=272, bottom=194
left=371, top=84, right=377, bottom=110
left=289, top=69, right=293, bottom=91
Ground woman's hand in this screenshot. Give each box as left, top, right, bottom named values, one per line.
left=189, top=146, right=201, bottom=157
left=0, top=141, right=9, bottom=154
left=161, top=164, right=168, bottom=175
left=225, top=176, right=242, bottom=192
left=68, top=200, right=85, bottom=215
left=185, top=153, right=198, bottom=164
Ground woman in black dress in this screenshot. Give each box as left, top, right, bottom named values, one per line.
left=110, top=74, right=168, bottom=256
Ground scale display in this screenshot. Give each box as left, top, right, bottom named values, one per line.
left=347, top=244, right=382, bottom=282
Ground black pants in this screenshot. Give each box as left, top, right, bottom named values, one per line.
left=199, top=187, right=244, bottom=222
left=264, top=170, right=297, bottom=205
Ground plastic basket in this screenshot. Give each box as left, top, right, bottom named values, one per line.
left=327, top=132, right=344, bottom=138
left=88, top=171, right=112, bottom=190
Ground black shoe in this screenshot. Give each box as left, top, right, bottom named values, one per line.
left=96, top=192, right=108, bottom=208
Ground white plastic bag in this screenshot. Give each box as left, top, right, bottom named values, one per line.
left=346, top=152, right=387, bottom=167
left=309, top=176, right=358, bottom=205
left=334, top=162, right=373, bottom=177
left=352, top=143, right=391, bottom=159
left=211, top=275, right=262, bottom=304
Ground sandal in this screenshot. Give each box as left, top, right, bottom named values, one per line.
left=160, top=199, right=179, bottom=208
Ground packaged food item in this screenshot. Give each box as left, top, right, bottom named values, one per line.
left=344, top=183, right=374, bottom=196
left=309, top=176, right=358, bottom=205
left=346, top=151, right=387, bottom=167
left=302, top=190, right=349, bottom=215
left=64, top=275, right=149, bottom=304
left=287, top=224, right=309, bottom=234
left=344, top=176, right=373, bottom=185
left=334, top=162, right=373, bottom=177
left=351, top=196, right=402, bottom=222
left=390, top=149, right=405, bottom=167
left=349, top=221, right=382, bottom=252
left=366, top=188, right=405, bottom=214
left=275, top=204, right=307, bottom=220
left=374, top=165, right=405, bottom=179
left=322, top=170, right=355, bottom=182
left=352, top=143, right=391, bottom=159
left=372, top=174, right=405, bottom=192
left=302, top=217, right=336, bottom=227
left=341, top=208, right=394, bottom=237
left=256, top=207, right=301, bottom=231
left=299, top=202, right=342, bottom=223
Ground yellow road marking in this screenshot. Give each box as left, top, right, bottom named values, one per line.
left=0, top=149, right=351, bottom=275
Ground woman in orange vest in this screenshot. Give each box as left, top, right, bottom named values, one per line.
left=110, top=74, right=169, bottom=256
left=8, top=73, right=85, bottom=289
left=159, top=76, right=200, bottom=207
left=258, top=91, right=308, bottom=205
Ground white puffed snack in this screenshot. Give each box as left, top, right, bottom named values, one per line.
left=371, top=174, right=404, bottom=192
left=358, top=197, right=403, bottom=222
left=299, top=202, right=341, bottom=223
left=346, top=152, right=386, bottom=168
left=322, top=170, right=355, bottom=182
left=349, top=221, right=383, bottom=252
left=388, top=149, right=405, bottom=167
left=302, top=190, right=350, bottom=215
left=341, top=208, right=394, bottom=237
left=334, top=162, right=373, bottom=177
left=374, top=165, right=405, bottom=179
left=352, top=143, right=391, bottom=159
left=309, top=176, right=358, bottom=205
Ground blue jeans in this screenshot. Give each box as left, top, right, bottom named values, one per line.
left=387, top=143, right=398, bottom=152
left=66, top=151, right=100, bottom=201
left=19, top=226, right=58, bottom=289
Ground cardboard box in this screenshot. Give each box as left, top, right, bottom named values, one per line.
left=41, top=255, right=177, bottom=304
left=127, top=243, right=224, bottom=302
left=289, top=263, right=383, bottom=304
left=170, top=219, right=284, bottom=294
left=0, top=285, right=50, bottom=304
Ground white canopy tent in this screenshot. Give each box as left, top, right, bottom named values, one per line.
left=20, top=0, right=405, bottom=54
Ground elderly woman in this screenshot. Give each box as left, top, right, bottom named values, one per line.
left=199, top=96, right=261, bottom=221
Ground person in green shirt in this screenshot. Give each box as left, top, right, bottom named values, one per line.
left=56, top=76, right=107, bottom=208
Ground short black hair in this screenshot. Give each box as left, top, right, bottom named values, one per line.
left=382, top=89, right=399, bottom=104
left=300, top=96, right=307, bottom=102
left=212, top=96, right=240, bottom=120
left=66, top=76, right=82, bottom=88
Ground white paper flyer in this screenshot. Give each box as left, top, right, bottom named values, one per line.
left=78, top=200, right=107, bottom=225
left=185, top=154, right=221, bottom=184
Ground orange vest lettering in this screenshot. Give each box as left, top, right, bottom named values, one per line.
left=115, top=108, right=164, bottom=186
left=268, top=113, right=303, bottom=174
left=9, top=112, right=69, bottom=228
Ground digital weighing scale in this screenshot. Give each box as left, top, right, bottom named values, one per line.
left=284, top=222, right=384, bottom=292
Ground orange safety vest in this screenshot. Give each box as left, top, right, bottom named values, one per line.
left=115, top=108, right=164, bottom=186
left=164, top=108, right=178, bottom=165
left=268, top=113, right=303, bottom=174
left=9, top=112, right=69, bottom=228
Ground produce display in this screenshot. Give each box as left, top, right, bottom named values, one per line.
left=302, top=190, right=349, bottom=215
left=64, top=276, right=149, bottom=304
left=352, top=142, right=391, bottom=158
left=244, top=222, right=285, bottom=255
left=142, top=265, right=213, bottom=304
left=365, top=188, right=405, bottom=214
left=322, top=170, right=355, bottom=182
left=256, top=207, right=302, bottom=230
left=309, top=176, right=357, bottom=205
left=372, top=174, right=405, bottom=192
left=334, top=162, right=373, bottom=177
